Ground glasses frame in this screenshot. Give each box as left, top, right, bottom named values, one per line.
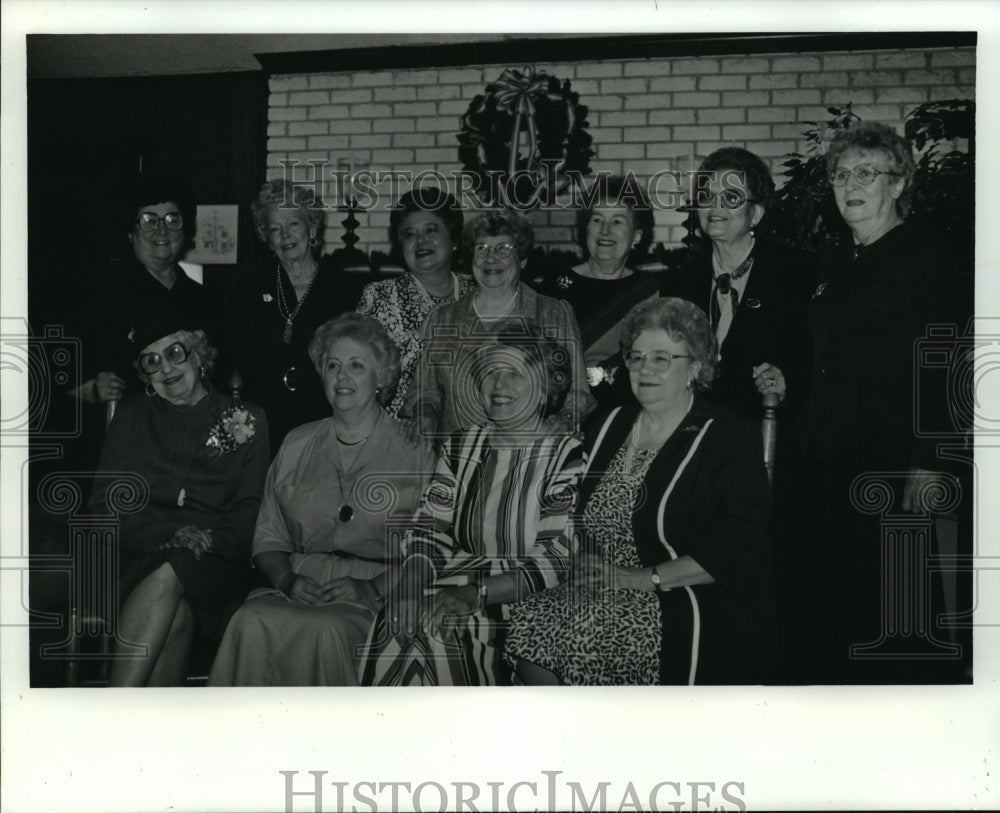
left=138, top=342, right=191, bottom=375
left=688, top=190, right=757, bottom=211
left=828, top=164, right=900, bottom=187
left=135, top=211, right=185, bottom=232
left=623, top=349, right=693, bottom=373
left=472, top=243, right=517, bottom=260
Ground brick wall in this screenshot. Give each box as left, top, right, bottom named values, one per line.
left=265, top=45, right=975, bottom=258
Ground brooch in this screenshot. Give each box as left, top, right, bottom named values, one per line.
left=745, top=298, right=761, bottom=309
left=812, top=282, right=828, bottom=299
left=556, top=276, right=573, bottom=289
left=262, top=293, right=274, bottom=303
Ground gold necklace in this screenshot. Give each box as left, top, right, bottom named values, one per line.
left=276, top=262, right=319, bottom=344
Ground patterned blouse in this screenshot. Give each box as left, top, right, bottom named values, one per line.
left=356, top=272, right=476, bottom=416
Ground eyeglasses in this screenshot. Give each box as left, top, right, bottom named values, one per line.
left=623, top=350, right=692, bottom=372
left=473, top=243, right=516, bottom=260
left=135, top=212, right=184, bottom=232
left=690, top=190, right=755, bottom=210
left=829, top=164, right=900, bottom=187
left=138, top=342, right=191, bottom=374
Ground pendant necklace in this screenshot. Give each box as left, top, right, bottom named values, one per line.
left=335, top=467, right=355, bottom=523
left=276, top=262, right=319, bottom=344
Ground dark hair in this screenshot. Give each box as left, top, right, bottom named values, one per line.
left=464, top=209, right=534, bottom=261
left=575, top=174, right=655, bottom=259
left=307, top=312, right=401, bottom=406
left=699, top=147, right=775, bottom=211
left=134, top=329, right=217, bottom=384
left=251, top=178, right=327, bottom=248
left=127, top=172, right=196, bottom=242
left=620, top=297, right=717, bottom=391
left=825, top=122, right=916, bottom=217
left=389, top=189, right=464, bottom=260
left=473, top=318, right=571, bottom=419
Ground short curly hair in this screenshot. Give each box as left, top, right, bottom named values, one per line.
left=127, top=172, right=197, bottom=242
left=575, top=174, right=655, bottom=259
left=251, top=178, right=327, bottom=246
left=389, top=188, right=464, bottom=257
left=134, top=329, right=218, bottom=384
left=307, top=312, right=401, bottom=407
left=472, top=318, right=571, bottom=419
left=825, top=122, right=916, bottom=217
left=619, top=297, right=717, bottom=392
left=464, top=209, right=534, bottom=261
left=698, top=147, right=776, bottom=211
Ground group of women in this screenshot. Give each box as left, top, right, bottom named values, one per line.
left=70, top=119, right=961, bottom=686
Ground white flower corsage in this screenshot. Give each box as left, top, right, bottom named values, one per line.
left=557, top=275, right=573, bottom=289
left=262, top=293, right=274, bottom=303
left=587, top=366, right=618, bottom=387
left=206, top=404, right=257, bottom=454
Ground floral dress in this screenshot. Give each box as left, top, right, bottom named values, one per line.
left=357, top=272, right=476, bottom=416
left=505, top=442, right=662, bottom=685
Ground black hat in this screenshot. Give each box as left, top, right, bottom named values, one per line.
left=129, top=303, right=196, bottom=355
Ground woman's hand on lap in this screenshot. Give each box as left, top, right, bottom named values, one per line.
left=429, top=585, right=478, bottom=639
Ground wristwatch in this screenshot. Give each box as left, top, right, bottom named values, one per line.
left=650, top=567, right=662, bottom=591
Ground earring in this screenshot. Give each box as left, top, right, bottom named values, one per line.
left=309, top=234, right=320, bottom=247
left=685, top=378, right=694, bottom=391
left=199, top=365, right=207, bottom=381
left=749, top=224, right=756, bottom=239
left=145, top=383, right=156, bottom=397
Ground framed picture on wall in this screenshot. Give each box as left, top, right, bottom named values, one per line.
left=186, top=203, right=239, bottom=264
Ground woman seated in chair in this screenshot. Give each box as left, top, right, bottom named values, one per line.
left=208, top=313, right=434, bottom=686
left=360, top=320, right=583, bottom=686
left=505, top=298, right=778, bottom=685
left=88, top=308, right=269, bottom=686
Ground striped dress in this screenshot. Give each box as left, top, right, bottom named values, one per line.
left=359, top=425, right=583, bottom=686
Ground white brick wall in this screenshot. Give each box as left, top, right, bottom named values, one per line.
left=265, top=46, right=975, bottom=256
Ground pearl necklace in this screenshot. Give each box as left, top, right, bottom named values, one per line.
left=472, top=287, right=519, bottom=321
left=412, top=272, right=460, bottom=308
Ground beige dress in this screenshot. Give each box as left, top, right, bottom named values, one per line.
left=208, top=410, right=434, bottom=686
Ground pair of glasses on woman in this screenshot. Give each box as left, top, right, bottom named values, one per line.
left=473, top=243, right=516, bottom=260
left=828, top=164, right=900, bottom=187
left=623, top=350, right=692, bottom=372
left=138, top=342, right=191, bottom=375
left=135, top=212, right=184, bottom=232
left=689, top=190, right=755, bottom=210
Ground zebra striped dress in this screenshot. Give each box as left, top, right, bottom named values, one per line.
left=359, top=425, right=583, bottom=686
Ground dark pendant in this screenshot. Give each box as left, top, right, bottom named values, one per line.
left=338, top=505, right=354, bottom=523
left=283, top=320, right=294, bottom=344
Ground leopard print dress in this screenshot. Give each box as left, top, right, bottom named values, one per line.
left=505, top=442, right=662, bottom=685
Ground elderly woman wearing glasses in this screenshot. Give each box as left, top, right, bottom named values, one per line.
left=74, top=173, right=217, bottom=410
left=402, top=208, right=594, bottom=447
left=87, top=308, right=269, bottom=686
left=505, top=298, right=778, bottom=685
left=796, top=123, right=963, bottom=683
